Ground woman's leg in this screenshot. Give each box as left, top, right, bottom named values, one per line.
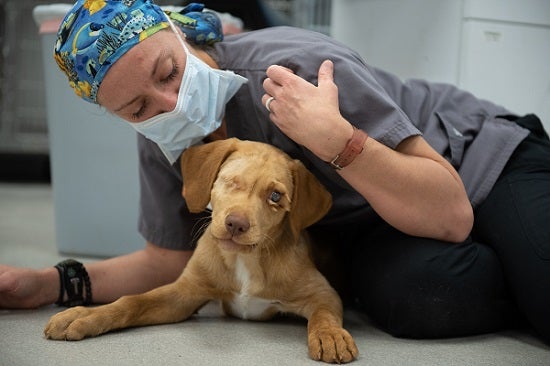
left=474, top=117, right=550, bottom=342
left=348, top=221, right=518, bottom=339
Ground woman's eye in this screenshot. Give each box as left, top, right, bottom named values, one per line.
left=269, top=191, right=282, bottom=203
left=131, top=99, right=148, bottom=120
left=162, top=62, right=179, bottom=83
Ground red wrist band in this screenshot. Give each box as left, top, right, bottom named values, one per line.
left=329, top=127, right=368, bottom=170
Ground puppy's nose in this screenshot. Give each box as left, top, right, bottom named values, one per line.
left=225, top=214, right=250, bottom=236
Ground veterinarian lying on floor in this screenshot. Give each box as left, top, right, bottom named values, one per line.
left=1, top=0, right=549, bottom=346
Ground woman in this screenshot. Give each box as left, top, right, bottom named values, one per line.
left=1, top=0, right=549, bottom=343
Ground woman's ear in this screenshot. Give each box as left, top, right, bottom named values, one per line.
left=180, top=138, right=238, bottom=212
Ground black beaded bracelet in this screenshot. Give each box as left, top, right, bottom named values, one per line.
left=54, top=259, right=93, bottom=307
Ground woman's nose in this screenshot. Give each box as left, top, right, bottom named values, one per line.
left=154, top=88, right=179, bottom=113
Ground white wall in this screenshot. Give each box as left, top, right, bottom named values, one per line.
left=331, top=0, right=550, bottom=132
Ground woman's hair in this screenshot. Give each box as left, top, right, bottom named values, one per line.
left=54, top=1, right=223, bottom=104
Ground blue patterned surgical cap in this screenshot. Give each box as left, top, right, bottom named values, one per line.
left=54, top=0, right=223, bottom=103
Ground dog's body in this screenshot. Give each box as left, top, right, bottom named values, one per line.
left=45, top=139, right=358, bottom=363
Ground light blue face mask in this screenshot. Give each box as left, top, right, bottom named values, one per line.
left=130, top=16, right=248, bottom=164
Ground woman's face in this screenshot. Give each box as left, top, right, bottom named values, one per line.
left=96, top=29, right=186, bottom=123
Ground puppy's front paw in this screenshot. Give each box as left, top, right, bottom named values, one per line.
left=308, top=326, right=358, bottom=364
left=44, top=306, right=110, bottom=341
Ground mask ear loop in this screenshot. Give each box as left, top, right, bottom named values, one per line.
left=166, top=14, right=190, bottom=56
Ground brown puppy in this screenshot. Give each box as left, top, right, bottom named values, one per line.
left=44, top=138, right=358, bottom=363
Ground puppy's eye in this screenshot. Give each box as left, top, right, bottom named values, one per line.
left=269, top=191, right=282, bottom=203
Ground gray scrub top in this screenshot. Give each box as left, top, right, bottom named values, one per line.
left=137, top=26, right=529, bottom=250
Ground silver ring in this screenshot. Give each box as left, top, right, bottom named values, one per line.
left=265, top=96, right=275, bottom=113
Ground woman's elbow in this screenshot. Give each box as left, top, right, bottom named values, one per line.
left=444, top=202, right=474, bottom=243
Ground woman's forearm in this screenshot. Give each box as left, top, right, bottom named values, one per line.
left=86, top=243, right=193, bottom=304
left=37, top=243, right=192, bottom=306
left=338, top=135, right=473, bottom=242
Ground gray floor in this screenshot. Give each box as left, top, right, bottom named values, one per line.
left=1, top=183, right=549, bottom=366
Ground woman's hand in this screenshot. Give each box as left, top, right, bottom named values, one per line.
left=0, top=265, right=58, bottom=309
left=262, top=60, right=353, bottom=162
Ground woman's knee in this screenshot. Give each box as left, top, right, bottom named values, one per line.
left=350, top=234, right=517, bottom=338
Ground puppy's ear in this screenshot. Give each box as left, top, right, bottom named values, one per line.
left=180, top=138, right=238, bottom=213
left=288, top=160, right=332, bottom=240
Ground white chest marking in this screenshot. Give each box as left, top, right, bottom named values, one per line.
left=235, top=257, right=250, bottom=292
left=228, top=257, right=281, bottom=320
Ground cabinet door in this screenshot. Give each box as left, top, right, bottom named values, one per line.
left=459, top=20, right=550, bottom=132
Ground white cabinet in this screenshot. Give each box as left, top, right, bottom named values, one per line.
left=331, top=0, right=550, bottom=132
left=459, top=1, right=550, bottom=128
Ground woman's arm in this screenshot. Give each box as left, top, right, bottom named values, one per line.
left=341, top=134, right=473, bottom=242
left=262, top=60, right=473, bottom=242
left=85, top=242, right=193, bottom=303
left=0, top=242, right=192, bottom=309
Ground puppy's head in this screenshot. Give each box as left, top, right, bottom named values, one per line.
left=181, top=138, right=332, bottom=253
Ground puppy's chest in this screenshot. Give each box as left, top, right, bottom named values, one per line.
left=224, top=257, right=282, bottom=320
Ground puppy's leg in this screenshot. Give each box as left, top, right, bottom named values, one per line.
left=44, top=276, right=209, bottom=341
left=292, top=274, right=359, bottom=363
left=307, top=303, right=358, bottom=364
